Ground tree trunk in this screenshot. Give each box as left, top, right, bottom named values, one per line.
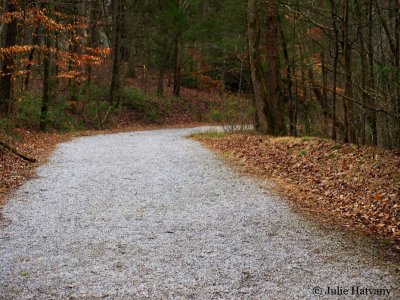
left=0, top=0, right=17, bottom=116
left=247, top=0, right=269, bottom=132
left=394, top=0, right=400, bottom=147
left=341, top=0, right=355, bottom=144
left=330, top=0, right=339, bottom=140
left=321, top=49, right=329, bottom=136
left=265, top=0, right=284, bottom=135
left=25, top=28, right=39, bottom=90
left=173, top=32, right=182, bottom=97
left=356, top=1, right=367, bottom=145
left=157, top=51, right=169, bottom=96
left=280, top=22, right=295, bottom=136
left=110, top=0, right=124, bottom=106
left=368, top=0, right=377, bottom=146
left=40, top=17, right=52, bottom=131
left=86, top=0, right=102, bottom=86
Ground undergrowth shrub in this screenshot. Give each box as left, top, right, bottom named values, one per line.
left=15, top=92, right=41, bottom=128
left=181, top=75, right=199, bottom=89
left=48, top=100, right=76, bottom=131
left=209, top=95, right=255, bottom=131
left=123, top=88, right=146, bottom=111
left=122, top=88, right=169, bottom=123
left=79, top=84, right=114, bottom=129
left=0, top=117, right=10, bottom=134
left=85, top=84, right=109, bottom=102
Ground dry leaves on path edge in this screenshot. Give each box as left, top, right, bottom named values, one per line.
left=193, top=132, right=400, bottom=251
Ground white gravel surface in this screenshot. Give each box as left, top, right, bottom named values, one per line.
left=0, top=127, right=399, bottom=299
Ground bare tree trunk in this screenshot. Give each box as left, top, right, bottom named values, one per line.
left=25, top=27, right=39, bottom=90
left=280, top=21, right=295, bottom=136
left=86, top=0, right=102, bottom=86
left=247, top=0, right=269, bottom=132
left=0, top=0, right=17, bottom=116
left=394, top=0, right=400, bottom=147
left=110, top=0, right=124, bottom=106
left=368, top=0, right=377, bottom=146
left=40, top=8, right=52, bottom=131
left=321, top=49, right=329, bottom=136
left=341, top=0, right=355, bottom=143
left=173, top=32, right=182, bottom=97
left=330, top=0, right=339, bottom=140
left=356, top=1, right=367, bottom=145
left=265, top=0, right=284, bottom=135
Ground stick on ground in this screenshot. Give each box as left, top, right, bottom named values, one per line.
left=0, top=140, right=37, bottom=163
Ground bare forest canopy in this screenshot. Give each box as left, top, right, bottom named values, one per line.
left=0, top=0, right=399, bottom=148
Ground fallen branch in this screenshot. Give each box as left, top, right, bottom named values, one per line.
left=0, top=140, right=37, bottom=163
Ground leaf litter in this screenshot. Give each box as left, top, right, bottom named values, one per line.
left=194, top=132, right=400, bottom=252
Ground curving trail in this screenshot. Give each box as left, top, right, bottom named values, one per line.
left=0, top=127, right=399, bottom=299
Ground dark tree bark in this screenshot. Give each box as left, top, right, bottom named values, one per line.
left=173, top=32, right=183, bottom=97
left=280, top=21, right=295, bottom=136
left=40, top=12, right=52, bottom=131
left=367, top=0, right=378, bottom=146
left=355, top=0, right=367, bottom=145
left=321, top=49, right=328, bottom=136
left=25, top=27, right=39, bottom=90
left=0, top=0, right=18, bottom=116
left=393, top=0, right=400, bottom=147
left=341, top=0, right=355, bottom=143
left=87, top=0, right=102, bottom=86
left=330, top=0, right=339, bottom=140
left=265, top=0, right=285, bottom=135
left=110, top=0, right=124, bottom=106
left=247, top=0, right=269, bottom=132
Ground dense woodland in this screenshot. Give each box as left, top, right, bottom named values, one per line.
left=1, top=0, right=400, bottom=148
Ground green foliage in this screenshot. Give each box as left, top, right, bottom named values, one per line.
left=82, top=84, right=113, bottom=128
left=181, top=75, right=199, bottom=89
left=86, top=84, right=109, bottom=102
left=209, top=109, right=223, bottom=123
left=298, top=149, right=307, bottom=157
left=20, top=272, right=30, bottom=277
left=16, top=92, right=42, bottom=128
left=0, top=118, right=9, bottom=134
left=122, top=88, right=168, bottom=123
left=187, top=102, right=204, bottom=121
left=16, top=91, right=86, bottom=131
left=48, top=101, right=76, bottom=132
left=123, top=88, right=147, bottom=111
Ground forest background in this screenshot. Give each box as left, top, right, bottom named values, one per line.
left=0, top=0, right=399, bottom=149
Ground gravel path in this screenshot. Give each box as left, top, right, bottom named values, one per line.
left=1, top=127, right=399, bottom=299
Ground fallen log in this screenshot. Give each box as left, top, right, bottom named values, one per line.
left=0, top=140, right=37, bottom=163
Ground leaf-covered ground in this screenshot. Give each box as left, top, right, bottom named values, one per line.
left=0, top=129, right=69, bottom=207
left=194, top=132, right=400, bottom=248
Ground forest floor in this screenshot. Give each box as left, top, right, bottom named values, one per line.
left=1, top=127, right=399, bottom=298
left=192, top=131, right=400, bottom=256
